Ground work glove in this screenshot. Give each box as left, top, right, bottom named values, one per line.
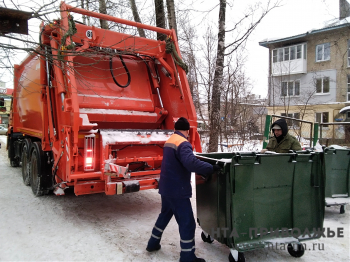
left=203, top=164, right=221, bottom=182
left=200, top=165, right=222, bottom=182
left=212, top=164, right=222, bottom=173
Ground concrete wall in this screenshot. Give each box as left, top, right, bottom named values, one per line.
left=306, top=27, right=350, bottom=103
left=270, top=69, right=337, bottom=106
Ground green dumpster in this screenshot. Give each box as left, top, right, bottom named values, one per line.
left=323, top=147, right=350, bottom=214
left=196, top=151, right=325, bottom=262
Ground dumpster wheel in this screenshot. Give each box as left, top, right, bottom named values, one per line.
left=201, top=231, right=214, bottom=243
left=228, top=251, right=245, bottom=262
left=287, top=243, right=305, bottom=258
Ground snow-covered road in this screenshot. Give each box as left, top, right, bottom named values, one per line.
left=0, top=135, right=349, bottom=262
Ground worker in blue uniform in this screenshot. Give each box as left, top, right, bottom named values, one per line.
left=146, top=117, right=221, bottom=262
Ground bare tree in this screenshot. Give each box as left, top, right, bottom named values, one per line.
left=99, top=0, right=109, bottom=29
left=154, top=0, right=166, bottom=40
left=166, top=0, right=177, bottom=37
left=207, top=0, right=280, bottom=152
left=129, top=0, right=146, bottom=37
left=208, top=0, right=226, bottom=152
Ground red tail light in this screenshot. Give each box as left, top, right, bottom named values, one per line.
left=84, top=135, right=95, bottom=171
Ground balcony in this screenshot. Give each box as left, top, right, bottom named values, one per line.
left=272, top=59, right=307, bottom=76
left=271, top=43, right=307, bottom=76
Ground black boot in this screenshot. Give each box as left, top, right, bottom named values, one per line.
left=146, top=244, right=161, bottom=252
left=180, top=257, right=206, bottom=262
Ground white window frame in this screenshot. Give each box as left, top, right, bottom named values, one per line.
left=281, top=80, right=300, bottom=97
left=316, top=43, right=330, bottom=62
left=316, top=77, right=330, bottom=94
left=281, top=113, right=300, bottom=128
left=315, top=112, right=329, bottom=127
left=272, top=44, right=304, bottom=63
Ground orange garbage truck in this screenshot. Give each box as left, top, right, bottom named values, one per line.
left=7, top=2, right=202, bottom=196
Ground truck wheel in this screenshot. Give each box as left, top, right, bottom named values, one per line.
left=21, top=140, right=31, bottom=186
left=30, top=142, right=52, bottom=196
left=287, top=243, right=305, bottom=258
left=201, top=231, right=214, bottom=243
left=228, top=252, right=245, bottom=262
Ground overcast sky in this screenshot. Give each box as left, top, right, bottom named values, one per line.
left=243, top=0, right=339, bottom=97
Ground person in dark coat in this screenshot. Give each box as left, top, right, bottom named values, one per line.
left=265, top=118, right=302, bottom=153
left=146, top=117, right=220, bottom=262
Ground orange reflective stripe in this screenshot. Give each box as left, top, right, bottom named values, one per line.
left=164, top=134, right=187, bottom=150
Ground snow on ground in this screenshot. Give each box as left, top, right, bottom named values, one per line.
left=0, top=135, right=349, bottom=262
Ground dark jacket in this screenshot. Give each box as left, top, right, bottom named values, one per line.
left=158, top=131, right=213, bottom=198
left=266, top=118, right=302, bottom=153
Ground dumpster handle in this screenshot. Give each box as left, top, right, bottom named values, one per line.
left=236, top=152, right=257, bottom=158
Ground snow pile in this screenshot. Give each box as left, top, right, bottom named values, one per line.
left=80, top=113, right=98, bottom=126
left=80, top=108, right=157, bottom=116
left=200, top=136, right=263, bottom=153
left=100, top=129, right=172, bottom=146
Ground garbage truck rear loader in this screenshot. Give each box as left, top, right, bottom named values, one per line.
left=7, top=2, right=202, bottom=196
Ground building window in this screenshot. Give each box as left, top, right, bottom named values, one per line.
left=272, top=44, right=305, bottom=63
left=316, top=112, right=329, bottom=127
left=281, top=113, right=300, bottom=127
left=316, top=43, right=330, bottom=62
left=316, top=77, right=330, bottom=93
left=296, top=45, right=302, bottom=59
left=348, top=75, right=350, bottom=101
left=281, top=80, right=300, bottom=96
left=273, top=50, right=277, bottom=63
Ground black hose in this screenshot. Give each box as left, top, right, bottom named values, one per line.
left=120, top=53, right=159, bottom=81
left=137, top=54, right=160, bottom=81
left=110, top=55, right=131, bottom=88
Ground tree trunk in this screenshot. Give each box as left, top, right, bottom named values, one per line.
left=166, top=0, right=177, bottom=37
left=129, top=0, right=146, bottom=37
left=86, top=0, right=90, bottom=26
left=99, top=0, right=108, bottom=29
left=154, top=0, right=166, bottom=40
left=208, top=0, right=226, bottom=152
left=81, top=0, right=86, bottom=24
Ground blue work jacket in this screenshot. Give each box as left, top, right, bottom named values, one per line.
left=158, top=131, right=213, bottom=198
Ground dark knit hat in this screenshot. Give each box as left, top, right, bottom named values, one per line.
left=175, top=117, right=190, bottom=130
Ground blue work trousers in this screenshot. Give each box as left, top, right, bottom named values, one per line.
left=147, top=195, right=196, bottom=262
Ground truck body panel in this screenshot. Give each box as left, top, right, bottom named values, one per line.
left=8, top=2, right=202, bottom=196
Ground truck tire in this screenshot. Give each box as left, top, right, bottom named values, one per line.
left=21, top=139, right=31, bottom=186
left=30, top=142, right=52, bottom=196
